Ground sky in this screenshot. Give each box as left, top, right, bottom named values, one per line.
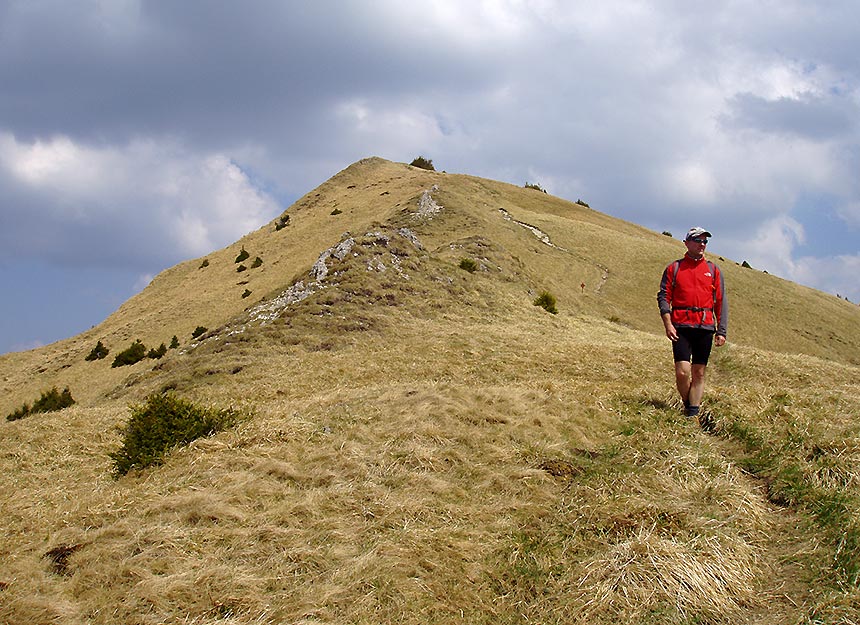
left=2, top=0, right=859, bottom=354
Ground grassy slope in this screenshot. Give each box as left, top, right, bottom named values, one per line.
left=2, top=158, right=860, bottom=624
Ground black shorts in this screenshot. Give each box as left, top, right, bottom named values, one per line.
left=672, top=327, right=715, bottom=365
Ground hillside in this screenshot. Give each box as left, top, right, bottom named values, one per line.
left=2, top=157, right=859, bottom=624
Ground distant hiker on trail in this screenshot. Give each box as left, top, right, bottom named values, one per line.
left=657, top=227, right=728, bottom=426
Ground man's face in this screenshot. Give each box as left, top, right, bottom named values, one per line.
left=684, top=236, right=709, bottom=258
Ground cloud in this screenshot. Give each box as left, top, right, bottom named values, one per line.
left=733, top=215, right=807, bottom=273
left=722, top=92, right=857, bottom=140
left=0, top=132, right=281, bottom=267
left=791, top=254, right=860, bottom=302
left=836, top=200, right=860, bottom=228
left=725, top=215, right=860, bottom=302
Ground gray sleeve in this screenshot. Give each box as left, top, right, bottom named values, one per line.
left=657, top=266, right=672, bottom=316
left=716, top=267, right=728, bottom=337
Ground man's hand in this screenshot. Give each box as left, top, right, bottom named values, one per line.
left=662, top=314, right=678, bottom=342
left=714, top=335, right=726, bottom=347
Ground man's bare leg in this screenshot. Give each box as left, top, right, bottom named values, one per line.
left=688, top=364, right=707, bottom=408
left=674, top=361, right=691, bottom=407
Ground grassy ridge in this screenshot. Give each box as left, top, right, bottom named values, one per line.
left=2, top=157, right=860, bottom=623
left=2, top=158, right=859, bottom=417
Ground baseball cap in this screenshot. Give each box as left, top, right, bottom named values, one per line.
left=685, top=226, right=712, bottom=241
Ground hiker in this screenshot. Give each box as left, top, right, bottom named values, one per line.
left=657, top=227, right=728, bottom=423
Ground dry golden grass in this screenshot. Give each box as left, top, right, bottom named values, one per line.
left=2, top=157, right=860, bottom=624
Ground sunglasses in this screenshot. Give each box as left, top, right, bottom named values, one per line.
left=689, top=237, right=709, bottom=244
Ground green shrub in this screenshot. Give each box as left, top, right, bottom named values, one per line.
left=575, top=198, right=590, bottom=208
left=191, top=326, right=208, bottom=339
left=237, top=264, right=247, bottom=273
left=147, top=343, right=167, bottom=359
left=533, top=291, right=558, bottom=314
left=6, top=387, right=75, bottom=421
left=410, top=156, right=435, bottom=171
left=169, top=335, right=180, bottom=349
left=524, top=182, right=546, bottom=193
left=330, top=208, right=342, bottom=216
left=251, top=256, right=263, bottom=269
left=742, top=260, right=753, bottom=268
left=235, top=247, right=250, bottom=263
left=110, top=393, right=240, bottom=476
left=459, top=258, right=478, bottom=273
left=199, top=259, right=209, bottom=269
left=275, top=213, right=290, bottom=231
left=242, top=289, right=252, bottom=299
left=6, top=404, right=29, bottom=421
left=85, top=340, right=109, bottom=361
left=111, top=340, right=147, bottom=368
left=662, top=231, right=673, bottom=237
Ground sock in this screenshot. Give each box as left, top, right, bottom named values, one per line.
left=686, top=405, right=700, bottom=418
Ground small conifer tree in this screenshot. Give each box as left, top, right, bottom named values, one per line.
left=112, top=340, right=147, bottom=368
left=410, top=156, right=435, bottom=171
left=85, top=340, right=109, bottom=361
left=147, top=343, right=167, bottom=359
left=6, top=387, right=75, bottom=421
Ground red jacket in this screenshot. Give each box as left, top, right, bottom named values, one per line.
left=657, top=254, right=728, bottom=336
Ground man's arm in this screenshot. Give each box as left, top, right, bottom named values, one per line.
left=657, top=265, right=677, bottom=341
left=714, top=265, right=728, bottom=345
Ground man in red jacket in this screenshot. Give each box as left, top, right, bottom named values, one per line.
left=657, top=226, right=728, bottom=425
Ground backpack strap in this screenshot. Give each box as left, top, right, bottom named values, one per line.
left=670, top=259, right=682, bottom=291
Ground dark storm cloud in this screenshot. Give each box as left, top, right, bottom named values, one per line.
left=0, top=1, right=504, bottom=148
left=722, top=92, right=856, bottom=140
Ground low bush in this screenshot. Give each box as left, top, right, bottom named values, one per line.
left=410, top=156, right=435, bottom=171
left=169, top=335, right=180, bottom=349
left=533, top=291, right=558, bottom=314
left=191, top=326, right=208, bottom=339
left=662, top=231, right=673, bottom=237
left=85, top=340, right=109, bottom=361
left=242, top=289, right=252, bottom=299
left=275, top=213, right=290, bottom=231
left=459, top=258, right=478, bottom=273
left=110, top=393, right=240, bottom=476
left=6, top=387, right=75, bottom=421
left=147, top=343, right=167, bottom=359
left=331, top=208, right=343, bottom=216
left=237, top=264, right=247, bottom=273
left=235, top=247, right=250, bottom=264
left=199, top=259, right=209, bottom=269
left=251, top=256, right=263, bottom=268
left=524, top=182, right=546, bottom=193
left=575, top=198, right=590, bottom=208
left=112, top=340, right=147, bottom=368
